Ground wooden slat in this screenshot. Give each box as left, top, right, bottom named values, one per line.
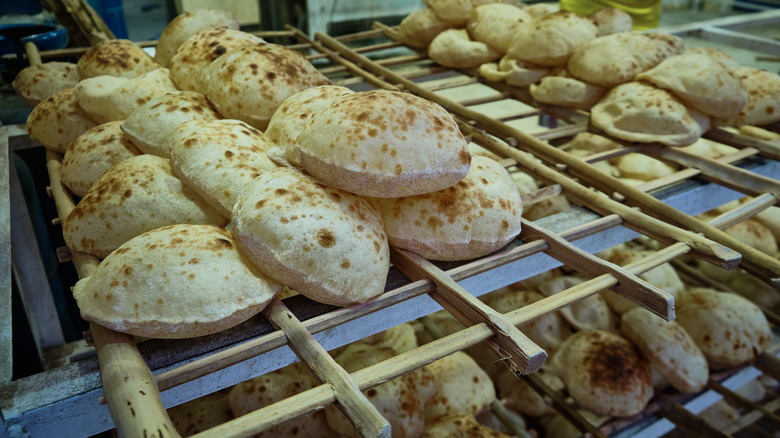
left=262, top=296, right=390, bottom=438
left=724, top=395, right=780, bottom=434
left=708, top=378, right=780, bottom=430
left=656, top=392, right=732, bottom=438
left=390, top=248, right=547, bottom=375
left=706, top=128, right=780, bottom=162
left=523, top=373, right=608, bottom=438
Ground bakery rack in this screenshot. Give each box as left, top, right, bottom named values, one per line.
left=3, top=8, right=780, bottom=437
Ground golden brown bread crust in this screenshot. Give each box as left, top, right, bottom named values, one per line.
left=155, top=9, right=239, bottom=67
left=77, top=39, right=158, bottom=79
left=25, top=88, right=98, bottom=153
left=12, top=62, right=80, bottom=106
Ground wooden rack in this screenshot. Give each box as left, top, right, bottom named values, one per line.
left=2, top=9, right=780, bottom=438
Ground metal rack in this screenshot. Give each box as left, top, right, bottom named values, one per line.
left=2, top=9, right=780, bottom=437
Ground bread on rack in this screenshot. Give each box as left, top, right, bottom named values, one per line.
left=265, top=85, right=354, bottom=167
left=170, top=119, right=278, bottom=218
left=154, top=9, right=240, bottom=67
left=549, top=329, right=653, bottom=417
left=567, top=32, right=684, bottom=88
left=295, top=90, right=471, bottom=197
left=372, top=155, right=522, bottom=261
left=61, top=121, right=141, bottom=197
left=614, top=153, right=677, bottom=182
left=202, top=43, right=331, bottom=130
left=529, top=74, right=607, bottom=110
left=63, top=154, right=226, bottom=258
left=232, top=167, right=390, bottom=306
left=428, top=28, right=501, bottom=69
left=496, top=56, right=551, bottom=87
left=424, top=0, right=501, bottom=26
left=168, top=389, right=234, bottom=436
left=73, top=224, right=280, bottom=338
left=168, top=27, right=265, bottom=93
left=507, top=12, right=598, bottom=67
left=539, top=276, right=619, bottom=333
left=621, top=308, right=709, bottom=393
left=591, top=81, right=711, bottom=147
left=676, top=287, right=772, bottom=369
left=496, top=367, right=564, bottom=417
left=635, top=53, right=748, bottom=120
left=77, top=39, right=158, bottom=79
left=25, top=88, right=98, bottom=154
left=677, top=137, right=738, bottom=159
left=719, top=66, right=780, bottom=126
left=398, top=8, right=454, bottom=48
left=424, top=351, right=495, bottom=422
left=120, top=91, right=220, bottom=158
left=523, top=2, right=559, bottom=19
left=685, top=46, right=739, bottom=68
left=73, top=68, right=178, bottom=124
left=422, top=413, right=511, bottom=437
left=12, top=62, right=80, bottom=106
left=587, top=7, right=633, bottom=36
left=466, top=3, right=532, bottom=54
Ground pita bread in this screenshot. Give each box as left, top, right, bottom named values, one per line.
left=202, top=43, right=330, bottom=130
left=61, top=121, right=141, bottom=197
left=719, top=67, right=780, bottom=126
left=73, top=224, right=279, bottom=338
left=591, top=81, right=711, bottom=146
left=524, top=2, right=559, bottom=19
left=168, top=27, right=265, bottom=93
left=63, top=154, right=226, bottom=258
left=326, top=344, right=435, bottom=438
left=522, top=194, right=571, bottom=221
left=265, top=85, right=353, bottom=167
left=398, top=8, right=454, bottom=48
left=636, top=53, right=748, bottom=120
left=372, top=156, right=522, bottom=261
left=422, top=413, right=510, bottom=438
left=677, top=137, right=738, bottom=159
left=170, top=119, right=278, bottom=217
left=539, top=276, right=619, bottom=333
left=467, top=4, right=532, bottom=54
left=498, top=56, right=550, bottom=87
left=497, top=368, right=564, bottom=417
left=428, top=29, right=501, bottom=69
left=622, top=308, right=708, bottom=393
left=615, top=152, right=677, bottom=181
left=120, top=91, right=219, bottom=158
left=155, top=9, right=239, bottom=67
left=686, top=46, right=739, bottom=68
left=359, top=323, right=418, bottom=355
left=549, top=330, right=653, bottom=417
left=529, top=75, right=607, bottom=109
left=507, top=12, right=598, bottom=67
left=77, top=39, right=158, bottom=79
left=295, top=90, right=471, bottom=198
left=74, top=68, right=178, bottom=124
left=168, top=389, right=233, bottom=436
left=424, top=0, right=501, bottom=26
left=229, top=363, right=333, bottom=438
left=676, top=288, right=772, bottom=369
left=600, top=247, right=683, bottom=314
left=563, top=131, right=623, bottom=153
left=424, top=352, right=495, bottom=422
left=12, top=62, right=80, bottom=106
left=232, top=167, right=389, bottom=306
left=588, top=8, right=633, bottom=36
left=478, top=62, right=508, bottom=82
left=567, top=32, right=684, bottom=87
left=25, top=88, right=98, bottom=154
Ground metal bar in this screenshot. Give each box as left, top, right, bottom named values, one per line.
left=0, top=129, right=12, bottom=383
left=699, top=26, right=780, bottom=56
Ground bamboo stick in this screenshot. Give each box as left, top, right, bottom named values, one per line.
left=724, top=397, right=780, bottom=435
left=707, top=128, right=780, bottom=161
left=708, top=378, right=780, bottom=430
left=656, top=392, right=732, bottom=438
left=314, top=31, right=780, bottom=288
left=262, top=296, right=391, bottom=438
left=390, top=247, right=547, bottom=375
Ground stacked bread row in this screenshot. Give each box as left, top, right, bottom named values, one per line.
left=16, top=9, right=534, bottom=340
left=398, top=0, right=780, bottom=147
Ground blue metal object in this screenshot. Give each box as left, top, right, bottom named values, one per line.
left=87, top=0, right=129, bottom=39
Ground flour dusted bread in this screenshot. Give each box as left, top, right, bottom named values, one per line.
left=12, top=62, right=80, bottom=106
left=591, top=81, right=711, bottom=146
left=636, top=53, right=748, bottom=120
left=424, top=352, right=495, bottom=422
left=720, top=67, right=780, bottom=126
left=73, top=68, right=177, bottom=124
left=77, top=39, right=158, bottom=79
left=232, top=167, right=389, bottom=306
left=168, top=27, right=265, bottom=93
left=61, top=121, right=141, bottom=196
left=170, top=119, right=278, bottom=218
left=121, top=91, right=220, bottom=157
left=507, top=12, right=598, bottom=67
left=588, top=7, right=633, bottom=36
left=265, top=85, right=353, bottom=167
left=428, top=29, right=501, bottom=69
left=422, top=413, right=510, bottom=438
left=622, top=308, right=708, bottom=394
left=425, top=0, right=501, bottom=26
left=168, top=389, right=234, bottom=436
left=467, top=4, right=532, bottom=54
left=296, top=90, right=471, bottom=198
left=202, top=43, right=330, bottom=130
left=529, top=75, right=607, bottom=109
left=372, top=155, right=522, bottom=261
left=600, top=247, right=683, bottom=314
left=550, top=330, right=653, bottom=417
left=73, top=224, right=279, bottom=338
left=155, top=9, right=239, bottom=67
left=499, top=56, right=551, bottom=87
left=567, top=32, right=684, bottom=87
left=25, top=88, right=97, bottom=153
left=398, top=8, right=454, bottom=48
left=63, top=154, right=226, bottom=258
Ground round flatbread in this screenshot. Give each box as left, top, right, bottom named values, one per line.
left=25, top=88, right=98, bottom=154
left=232, top=167, right=390, bottom=306
left=295, top=90, right=471, bottom=198
left=398, top=8, right=454, bottom=48
left=507, top=12, right=598, bottom=67
left=529, top=75, right=607, bottom=110
left=720, top=67, right=780, bottom=126
left=467, top=4, right=532, bottom=54
left=588, top=8, right=633, bottom=36
left=77, top=39, right=159, bottom=79
left=12, top=62, right=80, bottom=106
left=428, top=28, right=501, bottom=68
left=73, top=224, right=280, bottom=338
left=154, top=9, right=240, bottom=67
